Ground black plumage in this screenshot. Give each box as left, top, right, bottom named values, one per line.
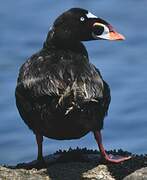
left=15, top=8, right=130, bottom=163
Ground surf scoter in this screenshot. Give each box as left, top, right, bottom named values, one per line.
left=15, top=8, right=131, bottom=163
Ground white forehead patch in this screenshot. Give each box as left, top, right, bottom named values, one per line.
left=86, top=12, right=97, bottom=19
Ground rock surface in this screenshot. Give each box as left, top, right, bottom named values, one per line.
left=0, top=166, right=50, bottom=180
left=124, top=167, right=147, bottom=180
left=0, top=149, right=147, bottom=180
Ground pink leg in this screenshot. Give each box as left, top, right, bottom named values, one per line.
left=94, top=131, right=131, bottom=163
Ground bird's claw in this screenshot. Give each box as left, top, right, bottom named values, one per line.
left=103, top=154, right=131, bottom=163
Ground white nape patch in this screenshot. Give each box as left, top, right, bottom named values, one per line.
left=86, top=12, right=97, bottom=19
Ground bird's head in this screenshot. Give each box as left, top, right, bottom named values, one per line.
left=51, top=8, right=125, bottom=43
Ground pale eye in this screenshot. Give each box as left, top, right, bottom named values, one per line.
left=80, top=17, right=85, bottom=22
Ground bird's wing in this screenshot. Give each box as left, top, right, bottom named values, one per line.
left=16, top=55, right=67, bottom=99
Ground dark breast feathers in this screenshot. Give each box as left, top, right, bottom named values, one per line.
left=15, top=47, right=111, bottom=139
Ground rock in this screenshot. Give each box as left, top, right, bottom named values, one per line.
left=124, top=167, right=147, bottom=180
left=0, top=149, right=147, bottom=180
left=0, top=166, right=50, bottom=180
left=1, top=163, right=114, bottom=180
left=82, top=165, right=114, bottom=180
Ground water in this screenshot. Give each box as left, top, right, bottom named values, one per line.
left=0, top=0, right=147, bottom=165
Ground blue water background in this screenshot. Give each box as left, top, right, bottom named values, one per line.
left=0, top=0, right=147, bottom=165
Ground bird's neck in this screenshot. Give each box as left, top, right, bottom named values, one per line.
left=43, top=30, right=88, bottom=57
